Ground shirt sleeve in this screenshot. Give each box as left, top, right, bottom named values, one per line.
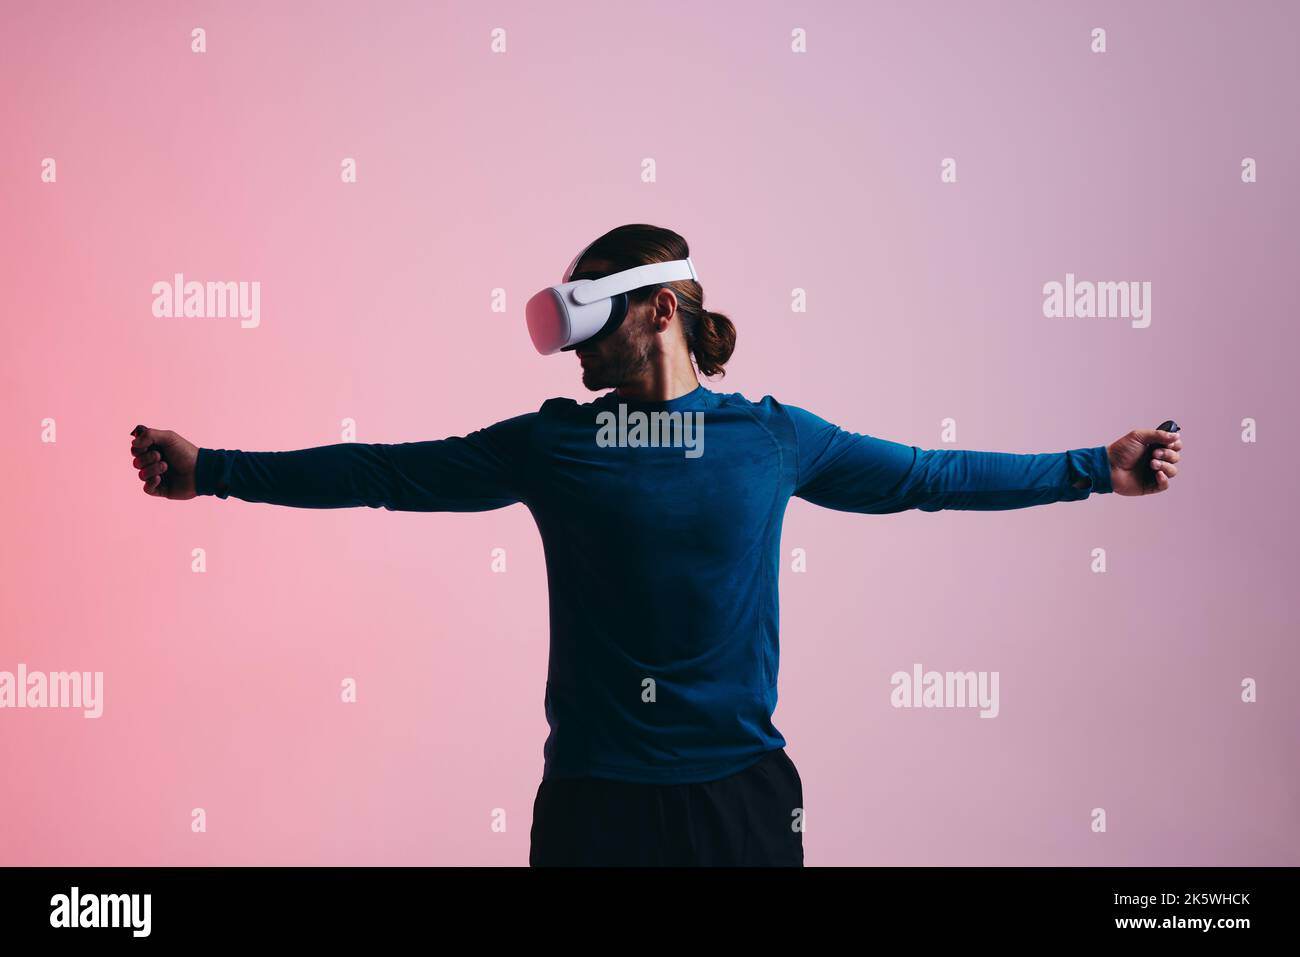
left=192, top=413, right=535, bottom=511
left=784, top=405, right=1113, bottom=513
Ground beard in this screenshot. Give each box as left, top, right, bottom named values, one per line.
left=578, top=323, right=653, bottom=391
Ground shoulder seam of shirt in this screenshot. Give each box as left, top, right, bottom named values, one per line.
left=766, top=397, right=802, bottom=490
left=726, top=393, right=788, bottom=488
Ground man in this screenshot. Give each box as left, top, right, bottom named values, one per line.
left=128, top=224, right=1183, bottom=866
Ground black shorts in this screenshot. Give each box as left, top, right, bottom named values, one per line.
left=529, top=748, right=805, bottom=867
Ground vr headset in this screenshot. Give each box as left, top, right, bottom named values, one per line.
left=525, top=238, right=699, bottom=355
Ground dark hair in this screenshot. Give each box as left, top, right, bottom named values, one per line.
left=573, top=224, right=736, bottom=377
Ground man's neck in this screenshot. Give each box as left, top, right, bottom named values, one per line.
left=615, top=355, right=700, bottom=402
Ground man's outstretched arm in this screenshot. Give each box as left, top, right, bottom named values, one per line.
left=783, top=405, right=1182, bottom=513
left=128, top=415, right=536, bottom=511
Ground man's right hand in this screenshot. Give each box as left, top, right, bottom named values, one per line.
left=130, top=425, right=199, bottom=499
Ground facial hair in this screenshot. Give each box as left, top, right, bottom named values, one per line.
left=580, top=320, right=653, bottom=391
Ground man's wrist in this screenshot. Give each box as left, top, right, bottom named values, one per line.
left=1065, top=446, right=1115, bottom=495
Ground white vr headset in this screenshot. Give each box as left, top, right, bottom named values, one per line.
left=525, top=239, right=699, bottom=355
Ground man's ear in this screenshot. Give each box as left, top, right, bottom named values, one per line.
left=650, top=287, right=678, bottom=332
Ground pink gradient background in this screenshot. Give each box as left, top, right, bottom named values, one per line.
left=2, top=0, right=1297, bottom=866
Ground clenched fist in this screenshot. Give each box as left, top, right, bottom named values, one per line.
left=1107, top=427, right=1184, bottom=496
left=130, top=425, right=199, bottom=499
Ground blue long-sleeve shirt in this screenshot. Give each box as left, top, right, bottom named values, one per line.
left=194, top=385, right=1113, bottom=784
